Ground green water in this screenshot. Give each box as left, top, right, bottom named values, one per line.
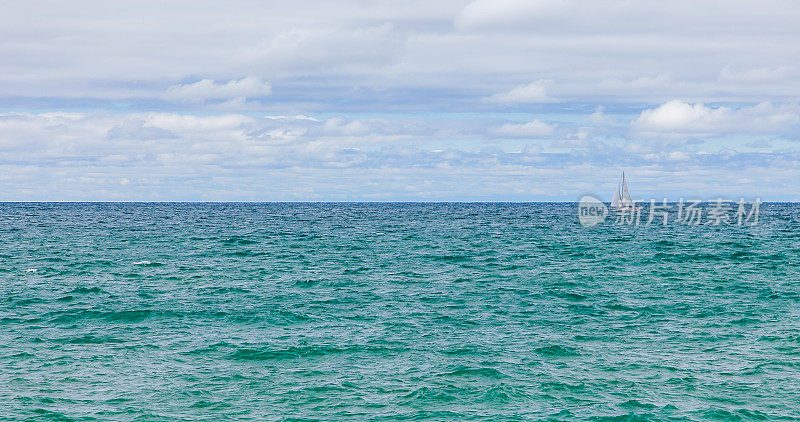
left=1, top=203, right=799, bottom=420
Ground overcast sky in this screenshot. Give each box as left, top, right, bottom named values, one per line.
left=1, top=0, right=799, bottom=201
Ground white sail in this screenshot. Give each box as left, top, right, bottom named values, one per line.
left=611, top=175, right=622, bottom=207
left=620, top=172, right=633, bottom=207
left=611, top=171, right=634, bottom=208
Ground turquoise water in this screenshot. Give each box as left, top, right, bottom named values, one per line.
left=1, top=203, right=799, bottom=420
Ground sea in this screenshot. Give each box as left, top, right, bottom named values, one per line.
left=1, top=202, right=799, bottom=421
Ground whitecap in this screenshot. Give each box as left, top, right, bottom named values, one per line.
left=25, top=268, right=38, bottom=273
left=133, top=260, right=152, bottom=265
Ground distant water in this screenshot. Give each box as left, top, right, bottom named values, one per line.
left=1, top=203, right=799, bottom=421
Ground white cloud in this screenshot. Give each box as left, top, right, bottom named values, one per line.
left=666, top=151, right=690, bottom=161
left=631, top=100, right=799, bottom=138
left=600, top=74, right=673, bottom=89
left=486, top=80, right=555, bottom=103
left=144, top=113, right=254, bottom=136
left=322, top=117, right=376, bottom=136
left=491, top=119, right=555, bottom=137
left=1, top=1, right=800, bottom=105
left=4, top=0, right=800, bottom=200
left=106, top=119, right=176, bottom=140
left=585, top=106, right=614, bottom=125
left=163, top=77, right=272, bottom=102
left=1, top=110, right=800, bottom=200
left=265, top=115, right=320, bottom=122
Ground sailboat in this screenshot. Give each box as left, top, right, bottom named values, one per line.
left=610, top=171, right=638, bottom=210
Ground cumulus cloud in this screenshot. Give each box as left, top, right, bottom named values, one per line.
left=585, top=106, right=614, bottom=125
left=631, top=100, right=799, bottom=138
left=490, top=119, right=555, bottom=137
left=163, top=77, right=272, bottom=102
left=1, top=110, right=800, bottom=200
left=4, top=2, right=800, bottom=200
left=486, top=80, right=555, bottom=103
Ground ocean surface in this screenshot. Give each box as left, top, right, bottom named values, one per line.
left=1, top=202, right=799, bottom=421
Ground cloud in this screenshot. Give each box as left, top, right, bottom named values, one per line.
left=585, top=106, right=614, bottom=125
left=631, top=100, right=799, bottom=138
left=486, top=80, right=555, bottom=103
left=3, top=2, right=800, bottom=200
left=322, top=117, right=378, bottom=136
left=600, top=74, right=673, bottom=90
left=455, top=0, right=571, bottom=30
left=240, top=24, right=402, bottom=72
left=2, top=110, right=800, bottom=200
left=718, top=66, right=795, bottom=82
left=106, top=119, right=176, bottom=140
left=163, top=77, right=272, bottom=102
left=490, top=119, right=555, bottom=137
left=265, top=115, right=319, bottom=122
left=2, top=1, right=800, bottom=107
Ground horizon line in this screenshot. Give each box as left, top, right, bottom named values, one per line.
left=0, top=200, right=787, bottom=204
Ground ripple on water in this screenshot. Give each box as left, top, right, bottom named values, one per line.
left=1, top=203, right=799, bottom=420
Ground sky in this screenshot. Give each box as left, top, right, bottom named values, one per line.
left=1, top=0, right=799, bottom=201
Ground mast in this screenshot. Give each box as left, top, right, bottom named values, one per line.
left=621, top=172, right=632, bottom=206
